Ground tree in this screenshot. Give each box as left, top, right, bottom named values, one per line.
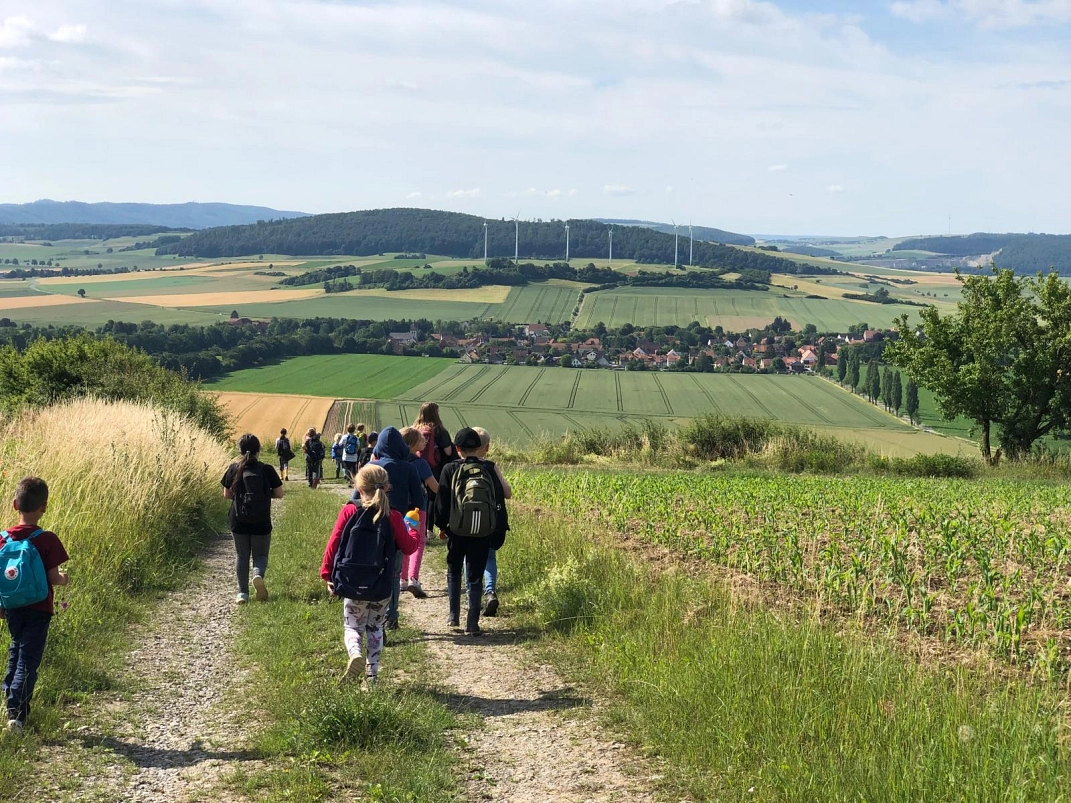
left=905, top=379, right=919, bottom=425
left=881, top=366, right=892, bottom=410
left=836, top=350, right=847, bottom=384
left=887, top=269, right=1071, bottom=462
left=558, top=354, right=572, bottom=368
left=865, top=360, right=880, bottom=403
left=230, top=310, right=240, bottom=319
left=892, top=370, right=903, bottom=416
left=847, top=349, right=860, bottom=391
left=77, top=288, right=86, bottom=298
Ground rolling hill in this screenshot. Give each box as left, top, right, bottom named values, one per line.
left=0, top=200, right=309, bottom=229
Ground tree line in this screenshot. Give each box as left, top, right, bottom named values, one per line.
left=0, top=223, right=182, bottom=240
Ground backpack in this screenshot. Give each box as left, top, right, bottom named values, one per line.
left=0, top=529, right=48, bottom=610
left=416, top=425, right=440, bottom=469
left=344, top=433, right=359, bottom=456
left=330, top=506, right=396, bottom=601
left=448, top=460, right=498, bottom=538
left=277, top=437, right=294, bottom=462
left=233, top=463, right=272, bottom=526
left=307, top=439, right=326, bottom=462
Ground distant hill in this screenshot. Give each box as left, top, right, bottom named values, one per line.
left=0, top=200, right=309, bottom=229
left=893, top=233, right=1071, bottom=275
left=594, top=218, right=754, bottom=246
left=780, top=245, right=841, bottom=259
left=154, top=207, right=817, bottom=273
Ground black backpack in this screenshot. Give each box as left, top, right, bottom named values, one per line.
left=307, top=439, right=326, bottom=461
left=234, top=463, right=271, bottom=525
left=330, top=506, right=396, bottom=601
left=277, top=437, right=294, bottom=462
left=448, top=460, right=499, bottom=538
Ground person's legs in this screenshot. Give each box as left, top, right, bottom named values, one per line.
left=482, top=548, right=499, bottom=616
left=233, top=532, right=252, bottom=597
left=363, top=598, right=390, bottom=677
left=250, top=534, right=271, bottom=600
left=3, top=609, right=51, bottom=725
left=384, top=550, right=403, bottom=628
left=445, top=537, right=466, bottom=626
left=342, top=598, right=371, bottom=679
left=464, top=539, right=492, bottom=635
left=405, top=511, right=428, bottom=597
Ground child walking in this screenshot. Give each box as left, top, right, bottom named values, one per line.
left=398, top=427, right=440, bottom=599
left=320, top=464, right=417, bottom=684
left=1, top=477, right=69, bottom=733
left=472, top=427, right=512, bottom=617
left=222, top=434, right=284, bottom=603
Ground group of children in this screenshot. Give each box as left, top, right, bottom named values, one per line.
left=274, top=424, right=378, bottom=489
left=226, top=402, right=511, bottom=686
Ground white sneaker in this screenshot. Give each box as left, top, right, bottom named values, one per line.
left=252, top=575, right=268, bottom=602
left=6, top=719, right=23, bottom=733
left=343, top=655, right=365, bottom=682
left=236, top=592, right=249, bottom=604
left=408, top=579, right=428, bottom=599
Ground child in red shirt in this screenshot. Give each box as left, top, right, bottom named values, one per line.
left=1, top=477, right=69, bottom=733
left=320, top=464, right=417, bottom=685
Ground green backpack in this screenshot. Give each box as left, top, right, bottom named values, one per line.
left=448, top=461, right=498, bottom=538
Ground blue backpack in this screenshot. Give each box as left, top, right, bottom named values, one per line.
left=330, top=506, right=396, bottom=601
left=0, top=529, right=48, bottom=610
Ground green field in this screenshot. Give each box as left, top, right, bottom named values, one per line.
left=206, top=353, right=457, bottom=397
left=574, top=286, right=927, bottom=330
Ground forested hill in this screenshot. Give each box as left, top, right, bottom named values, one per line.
left=893, top=233, right=1071, bottom=275
left=0, top=200, right=309, bottom=229
left=593, top=218, right=755, bottom=246
left=154, top=208, right=805, bottom=270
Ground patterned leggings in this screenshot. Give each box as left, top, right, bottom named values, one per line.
left=343, top=597, right=388, bottom=676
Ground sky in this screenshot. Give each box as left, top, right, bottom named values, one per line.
left=1, top=1, right=1070, bottom=237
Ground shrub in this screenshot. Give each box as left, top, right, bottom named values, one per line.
left=869, top=452, right=979, bottom=479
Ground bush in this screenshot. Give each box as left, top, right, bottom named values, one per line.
left=869, top=452, right=979, bottom=478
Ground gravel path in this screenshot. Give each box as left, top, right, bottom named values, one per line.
left=31, top=530, right=263, bottom=803
left=398, top=557, right=662, bottom=803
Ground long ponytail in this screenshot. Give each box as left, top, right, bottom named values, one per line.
left=231, top=433, right=262, bottom=493
left=355, top=464, right=391, bottom=522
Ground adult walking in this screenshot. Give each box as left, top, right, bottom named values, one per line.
left=413, top=402, right=455, bottom=538
left=222, top=434, right=283, bottom=603
left=368, top=426, right=427, bottom=631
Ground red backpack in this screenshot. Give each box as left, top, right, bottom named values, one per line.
left=416, top=425, right=440, bottom=469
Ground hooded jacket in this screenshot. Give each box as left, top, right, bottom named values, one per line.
left=363, top=426, right=427, bottom=514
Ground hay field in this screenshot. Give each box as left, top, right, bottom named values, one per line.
left=214, top=392, right=336, bottom=441
left=113, top=289, right=322, bottom=307
left=347, top=285, right=513, bottom=303
left=0, top=294, right=101, bottom=310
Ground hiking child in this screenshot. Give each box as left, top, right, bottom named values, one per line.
left=341, top=424, right=361, bottom=482
left=275, top=428, right=294, bottom=482
left=357, top=431, right=378, bottom=469
left=357, top=423, right=368, bottom=451
left=320, top=464, right=417, bottom=684
left=222, top=434, right=283, bottom=603
left=1, top=477, right=69, bottom=733
left=331, top=433, right=344, bottom=479
left=413, top=402, right=455, bottom=538
left=306, top=431, right=326, bottom=489
left=301, top=427, right=315, bottom=481
left=398, top=426, right=440, bottom=599
left=369, top=426, right=427, bottom=631
left=434, top=427, right=509, bottom=636
left=472, top=427, right=511, bottom=617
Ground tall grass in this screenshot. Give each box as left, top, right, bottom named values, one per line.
left=0, top=398, right=229, bottom=791
left=503, top=506, right=1071, bottom=802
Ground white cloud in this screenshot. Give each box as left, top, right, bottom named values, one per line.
left=827, top=184, right=845, bottom=193
left=447, top=188, right=480, bottom=199
left=546, top=188, right=562, bottom=198
left=406, top=191, right=422, bottom=198
left=768, top=163, right=788, bottom=172
left=48, top=24, right=86, bottom=43
left=568, top=189, right=579, bottom=197
left=665, top=185, right=675, bottom=194
left=604, top=184, right=635, bottom=196
left=890, top=0, right=1071, bottom=27
left=386, top=79, right=420, bottom=92
left=0, top=16, right=34, bottom=48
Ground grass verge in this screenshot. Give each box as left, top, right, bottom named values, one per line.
left=501, top=504, right=1071, bottom=802
left=0, top=398, right=230, bottom=796
left=227, top=485, right=460, bottom=803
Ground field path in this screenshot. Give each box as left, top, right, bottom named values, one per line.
left=30, top=531, right=263, bottom=803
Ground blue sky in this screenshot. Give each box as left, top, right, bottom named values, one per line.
left=1, top=0, right=1070, bottom=236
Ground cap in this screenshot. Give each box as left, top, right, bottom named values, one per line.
left=454, top=427, right=483, bottom=450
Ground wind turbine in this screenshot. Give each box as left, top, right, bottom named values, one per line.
left=608, top=225, right=613, bottom=266
left=513, top=211, right=520, bottom=264
left=565, top=222, right=570, bottom=263
left=689, top=222, right=694, bottom=267
left=483, top=221, right=488, bottom=264
left=672, top=219, right=679, bottom=268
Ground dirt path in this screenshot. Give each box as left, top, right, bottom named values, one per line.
left=398, top=552, right=661, bottom=802
left=30, top=531, right=263, bottom=803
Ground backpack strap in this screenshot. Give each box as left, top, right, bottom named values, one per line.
left=0, top=528, right=44, bottom=542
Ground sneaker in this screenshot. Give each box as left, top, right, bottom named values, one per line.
left=236, top=592, right=250, bottom=604
left=464, top=627, right=483, bottom=637
left=252, top=575, right=268, bottom=602
left=6, top=719, right=22, bottom=734
left=408, top=580, right=428, bottom=599
left=483, top=592, right=499, bottom=617
left=446, top=616, right=460, bottom=628
left=343, top=655, right=365, bottom=682
left=384, top=618, right=399, bottom=631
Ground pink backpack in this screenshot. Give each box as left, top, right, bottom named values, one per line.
left=416, top=425, right=440, bottom=469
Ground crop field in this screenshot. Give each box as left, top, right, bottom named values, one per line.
left=213, top=392, right=335, bottom=443
left=573, top=286, right=926, bottom=331
left=206, top=354, right=456, bottom=398
left=323, top=399, right=378, bottom=435
left=512, top=468, right=1071, bottom=673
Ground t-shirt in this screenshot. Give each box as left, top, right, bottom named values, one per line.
left=406, top=452, right=433, bottom=484
left=342, top=434, right=360, bottom=463
left=0, top=525, right=69, bottom=615
left=221, top=461, right=283, bottom=535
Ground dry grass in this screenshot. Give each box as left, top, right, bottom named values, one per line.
left=107, top=289, right=321, bottom=307
left=212, top=391, right=335, bottom=442
left=340, top=285, right=512, bottom=303
left=0, top=295, right=101, bottom=310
